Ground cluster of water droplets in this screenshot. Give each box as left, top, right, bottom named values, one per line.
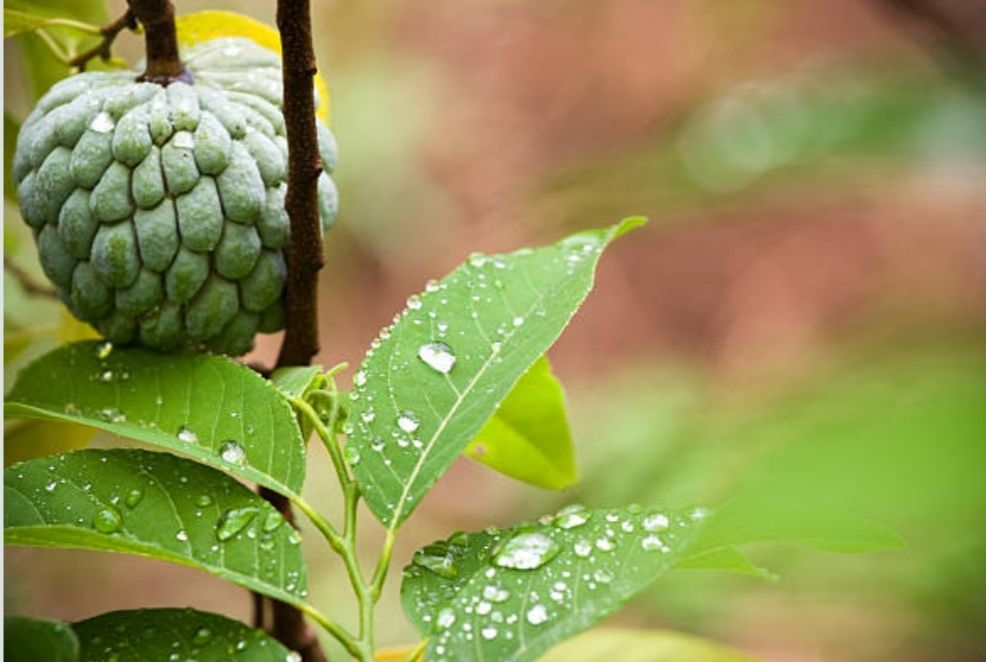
left=406, top=503, right=707, bottom=661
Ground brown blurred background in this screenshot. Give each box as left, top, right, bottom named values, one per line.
left=5, top=1, right=986, bottom=660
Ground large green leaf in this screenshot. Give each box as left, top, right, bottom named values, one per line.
left=465, top=355, right=576, bottom=490
left=401, top=504, right=706, bottom=661
left=73, top=608, right=293, bottom=661
left=5, top=341, right=306, bottom=497
left=4, top=616, right=79, bottom=662
left=348, top=218, right=645, bottom=528
left=5, top=449, right=308, bottom=607
left=540, top=627, right=755, bottom=662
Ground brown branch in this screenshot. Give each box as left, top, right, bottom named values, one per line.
left=5, top=258, right=57, bottom=298
left=127, top=0, right=191, bottom=85
left=276, top=0, right=325, bottom=369
left=255, top=1, right=330, bottom=661
left=68, top=8, right=137, bottom=71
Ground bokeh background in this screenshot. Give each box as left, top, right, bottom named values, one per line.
left=5, top=1, right=986, bottom=660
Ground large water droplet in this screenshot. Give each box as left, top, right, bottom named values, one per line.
left=344, top=444, right=361, bottom=465
left=262, top=511, right=284, bottom=533
left=526, top=604, right=549, bottom=626
left=216, top=507, right=260, bottom=541
left=494, top=531, right=560, bottom=570
left=413, top=541, right=458, bottom=579
left=594, top=537, right=615, bottom=552
left=418, top=342, right=456, bottom=374
left=192, top=628, right=211, bottom=645
left=124, top=488, right=143, bottom=508
left=436, top=608, right=456, bottom=629
left=196, top=494, right=213, bottom=508
left=397, top=411, right=420, bottom=434
left=93, top=507, right=122, bottom=533
left=642, top=512, right=669, bottom=532
left=480, top=626, right=498, bottom=640
left=553, top=504, right=590, bottom=530
left=176, top=529, right=188, bottom=542
left=641, top=534, right=666, bottom=552
left=177, top=426, right=198, bottom=444
left=219, top=440, right=246, bottom=465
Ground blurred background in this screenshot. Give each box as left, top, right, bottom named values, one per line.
left=5, top=0, right=986, bottom=660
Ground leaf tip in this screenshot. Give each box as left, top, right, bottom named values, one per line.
left=611, top=216, right=648, bottom=239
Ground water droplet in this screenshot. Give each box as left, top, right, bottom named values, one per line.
left=90, top=111, right=115, bottom=133
left=425, top=279, right=441, bottom=293
left=397, top=411, right=420, bottom=434
left=480, top=626, right=498, bottom=640
left=263, top=511, right=284, bottom=532
left=573, top=539, right=592, bottom=557
left=494, top=531, right=560, bottom=570
left=124, top=488, right=143, bottom=508
left=413, top=541, right=458, bottom=579
left=417, top=342, right=456, bottom=374
left=99, top=407, right=126, bottom=423
left=219, top=440, right=246, bottom=465
left=512, top=316, right=525, bottom=327
left=436, top=608, right=456, bottom=629
left=406, top=294, right=423, bottom=310
left=526, top=604, right=549, bottom=625
left=177, top=426, right=198, bottom=444
left=216, top=507, right=260, bottom=541
left=45, top=480, right=58, bottom=492
left=196, top=494, right=213, bottom=508
left=475, top=601, right=492, bottom=615
left=469, top=253, right=487, bottom=268
left=593, top=569, right=614, bottom=584
left=641, top=535, right=664, bottom=552
left=353, top=371, right=367, bottom=387
left=96, top=342, right=114, bottom=359
left=553, top=504, right=590, bottom=530
left=176, top=529, right=188, bottom=542
left=361, top=410, right=376, bottom=423
left=286, top=653, right=302, bottom=662
left=482, top=584, right=510, bottom=602
left=192, top=628, right=211, bottom=645
left=690, top=507, right=711, bottom=521
left=100, top=369, right=115, bottom=383
left=594, top=537, right=615, bottom=552
left=642, top=512, right=670, bottom=532
left=344, top=444, right=361, bottom=465
left=93, top=507, right=122, bottom=533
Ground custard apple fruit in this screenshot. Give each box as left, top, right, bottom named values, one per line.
left=13, top=37, right=339, bottom=356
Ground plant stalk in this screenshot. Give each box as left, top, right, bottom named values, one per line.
left=127, top=0, right=190, bottom=85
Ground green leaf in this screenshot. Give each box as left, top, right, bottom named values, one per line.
left=401, top=504, right=706, bottom=660
left=5, top=449, right=309, bottom=607
left=5, top=341, right=306, bottom=497
left=73, top=607, right=293, bottom=661
left=4, top=616, right=79, bottom=662
left=349, top=218, right=646, bottom=528
left=539, top=627, right=755, bottom=662
left=465, top=355, right=576, bottom=490
left=3, top=8, right=99, bottom=39
left=675, top=546, right=778, bottom=581
left=270, top=366, right=324, bottom=400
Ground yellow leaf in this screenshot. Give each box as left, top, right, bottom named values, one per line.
left=58, top=308, right=99, bottom=344
left=5, top=419, right=95, bottom=466
left=175, top=10, right=331, bottom=124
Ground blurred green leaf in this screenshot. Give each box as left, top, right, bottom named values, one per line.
left=73, top=608, right=292, bottom=661
left=4, top=418, right=94, bottom=467
left=466, top=355, right=577, bottom=490
left=4, top=615, right=79, bottom=662
left=675, top=546, right=777, bottom=581
left=348, top=218, right=645, bottom=528
left=4, top=113, right=20, bottom=199
left=271, top=365, right=324, bottom=400
left=540, top=627, right=756, bottom=662
left=5, top=341, right=306, bottom=497
left=401, top=505, right=706, bottom=660
left=5, top=449, right=308, bottom=607
left=4, top=8, right=100, bottom=39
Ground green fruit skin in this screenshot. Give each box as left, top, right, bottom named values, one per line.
left=13, top=37, right=340, bottom=356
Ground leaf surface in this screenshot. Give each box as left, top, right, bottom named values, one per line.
left=465, top=356, right=576, bottom=490
left=5, top=341, right=306, bottom=497
left=401, top=504, right=706, bottom=661
left=540, top=627, right=755, bottom=662
left=349, top=218, right=644, bottom=528
left=4, top=616, right=78, bottom=662
left=73, top=608, right=293, bottom=661
left=5, top=449, right=308, bottom=607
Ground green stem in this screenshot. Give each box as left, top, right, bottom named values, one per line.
left=295, top=603, right=361, bottom=659
left=402, top=638, right=430, bottom=662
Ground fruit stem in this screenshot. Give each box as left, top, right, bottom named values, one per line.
left=128, top=0, right=191, bottom=86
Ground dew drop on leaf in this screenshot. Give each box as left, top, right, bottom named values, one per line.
left=344, top=444, right=361, bottom=466
left=96, top=341, right=114, bottom=359
left=92, top=507, right=122, bottom=533
left=176, top=529, right=188, bottom=542
left=526, top=604, right=549, bottom=625
left=262, top=511, right=284, bottom=533
left=177, top=426, right=198, bottom=444
left=413, top=542, right=458, bottom=579
left=195, top=494, right=213, bottom=508
left=124, top=488, right=143, bottom=508
left=436, top=608, right=456, bottom=629
left=481, top=626, right=498, bottom=640
left=216, top=507, right=260, bottom=541
left=642, top=512, right=669, bottom=532
left=219, top=440, right=246, bottom=465
left=192, top=628, right=211, bottom=645
left=417, top=341, right=456, bottom=374
left=397, top=411, right=420, bottom=434
left=641, top=534, right=665, bottom=552
left=494, top=531, right=560, bottom=570
left=553, top=504, right=590, bottom=530
left=353, top=371, right=367, bottom=387
left=573, top=539, right=592, bottom=557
